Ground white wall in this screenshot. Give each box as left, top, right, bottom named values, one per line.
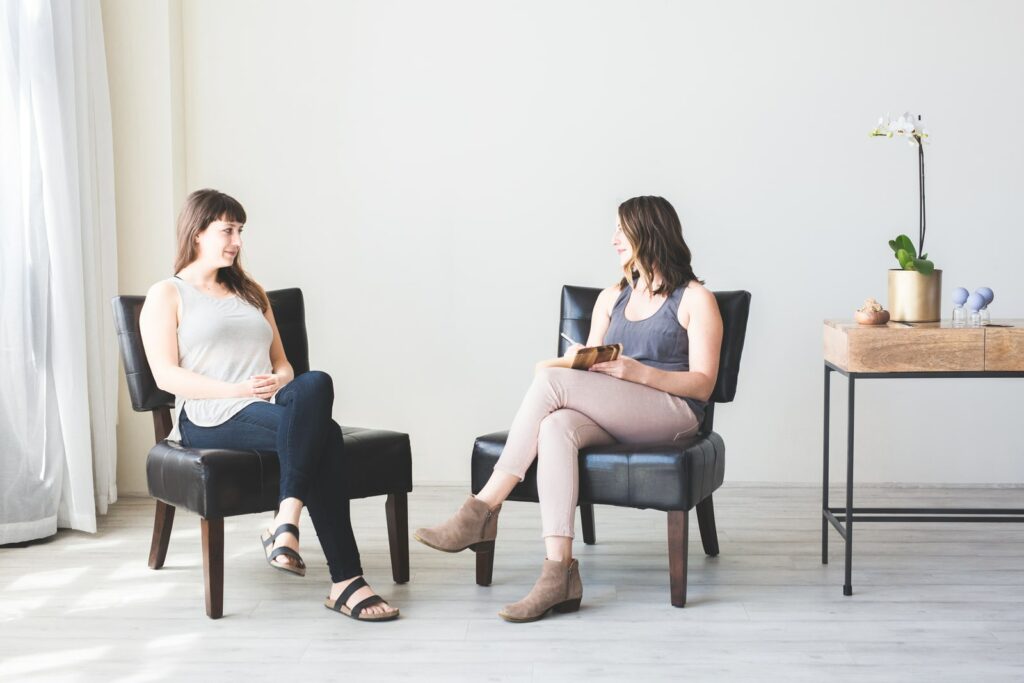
left=105, top=0, right=1024, bottom=494
left=102, top=0, right=186, bottom=496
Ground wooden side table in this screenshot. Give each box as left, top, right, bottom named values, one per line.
left=822, top=320, right=1024, bottom=596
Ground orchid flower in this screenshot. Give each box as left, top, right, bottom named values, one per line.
left=872, top=112, right=928, bottom=142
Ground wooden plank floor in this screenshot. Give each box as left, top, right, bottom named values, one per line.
left=2, top=485, right=1023, bottom=682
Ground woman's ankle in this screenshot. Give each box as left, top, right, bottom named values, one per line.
left=475, top=471, right=519, bottom=510
left=473, top=493, right=500, bottom=510
left=543, top=535, right=574, bottom=564
left=275, top=497, right=303, bottom=523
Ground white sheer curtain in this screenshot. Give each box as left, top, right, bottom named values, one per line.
left=0, top=0, right=118, bottom=544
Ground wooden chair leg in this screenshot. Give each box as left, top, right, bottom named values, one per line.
left=475, top=541, right=495, bottom=586
left=668, top=510, right=689, bottom=608
left=580, top=503, right=597, bottom=545
left=696, top=495, right=720, bottom=557
left=385, top=493, right=410, bottom=583
left=148, top=500, right=175, bottom=569
left=201, top=517, right=224, bottom=619
left=152, top=406, right=173, bottom=442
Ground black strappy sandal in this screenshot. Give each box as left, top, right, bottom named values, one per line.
left=260, top=523, right=306, bottom=577
left=324, top=577, right=399, bottom=621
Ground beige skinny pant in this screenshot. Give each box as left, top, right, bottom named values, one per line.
left=494, top=367, right=700, bottom=538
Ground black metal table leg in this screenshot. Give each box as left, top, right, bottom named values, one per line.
left=822, top=364, right=831, bottom=565
left=820, top=362, right=1024, bottom=598
left=844, top=375, right=855, bottom=596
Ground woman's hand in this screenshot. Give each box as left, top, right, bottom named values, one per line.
left=250, top=373, right=283, bottom=400
left=234, top=377, right=261, bottom=399
left=235, top=374, right=283, bottom=400
left=589, top=356, right=649, bottom=384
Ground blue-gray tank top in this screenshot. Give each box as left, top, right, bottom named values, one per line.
left=603, top=282, right=707, bottom=420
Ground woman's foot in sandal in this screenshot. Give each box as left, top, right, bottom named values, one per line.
left=260, top=522, right=306, bottom=576
left=261, top=500, right=306, bottom=576
left=324, top=576, right=399, bottom=621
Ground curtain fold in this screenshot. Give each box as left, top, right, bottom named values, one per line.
left=0, top=0, right=119, bottom=544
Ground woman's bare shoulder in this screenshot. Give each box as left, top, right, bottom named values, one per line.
left=683, top=280, right=714, bottom=299
left=679, top=281, right=719, bottom=322
left=594, top=282, right=624, bottom=316
left=143, top=279, right=180, bottom=313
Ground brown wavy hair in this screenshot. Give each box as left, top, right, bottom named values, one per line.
left=617, top=195, right=701, bottom=295
left=173, top=189, right=269, bottom=312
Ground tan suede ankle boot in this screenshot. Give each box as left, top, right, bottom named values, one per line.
left=498, top=558, right=583, bottom=623
left=413, top=495, right=500, bottom=553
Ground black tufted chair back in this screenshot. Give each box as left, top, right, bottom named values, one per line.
left=558, top=285, right=752, bottom=407
left=111, top=288, right=310, bottom=413
left=264, top=289, right=309, bottom=376
left=112, top=296, right=174, bottom=411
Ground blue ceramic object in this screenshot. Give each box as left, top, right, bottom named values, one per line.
left=976, top=287, right=994, bottom=307
left=952, top=287, right=969, bottom=306
left=965, top=292, right=986, bottom=312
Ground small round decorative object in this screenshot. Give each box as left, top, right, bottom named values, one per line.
left=965, top=292, right=986, bottom=312
left=952, top=287, right=969, bottom=306
left=855, top=297, right=890, bottom=325
left=976, top=287, right=994, bottom=307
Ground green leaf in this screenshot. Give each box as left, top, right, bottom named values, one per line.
left=894, top=234, right=916, bottom=258
left=921, top=252, right=928, bottom=260
left=896, top=248, right=914, bottom=269
left=888, top=239, right=898, bottom=253
left=914, top=259, right=935, bottom=275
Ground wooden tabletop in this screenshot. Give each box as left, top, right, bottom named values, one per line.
left=823, top=319, right=1024, bottom=373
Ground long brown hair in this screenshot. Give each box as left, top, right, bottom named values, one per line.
left=617, top=195, right=701, bottom=295
left=173, top=189, right=269, bottom=312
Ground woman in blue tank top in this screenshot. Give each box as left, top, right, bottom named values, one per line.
left=415, top=195, right=724, bottom=622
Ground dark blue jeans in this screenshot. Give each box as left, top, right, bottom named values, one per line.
left=179, top=371, right=362, bottom=582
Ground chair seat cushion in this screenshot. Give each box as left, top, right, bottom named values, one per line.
left=470, top=430, right=725, bottom=512
left=147, top=426, right=412, bottom=518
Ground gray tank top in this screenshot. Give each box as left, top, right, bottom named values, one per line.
left=165, top=276, right=274, bottom=441
left=604, top=282, right=706, bottom=419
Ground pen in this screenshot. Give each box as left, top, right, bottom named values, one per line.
left=560, top=332, right=582, bottom=346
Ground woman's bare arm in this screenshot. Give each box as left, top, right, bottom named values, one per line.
left=249, top=300, right=294, bottom=399
left=584, top=285, right=621, bottom=347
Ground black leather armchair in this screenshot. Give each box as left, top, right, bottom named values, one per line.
left=471, top=286, right=751, bottom=606
left=112, top=288, right=413, bottom=618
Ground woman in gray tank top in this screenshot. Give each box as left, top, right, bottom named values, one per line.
left=416, top=196, right=724, bottom=622
left=139, top=189, right=398, bottom=621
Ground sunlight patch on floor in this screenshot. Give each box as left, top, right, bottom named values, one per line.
left=0, top=645, right=111, bottom=677
left=6, top=566, right=88, bottom=592
left=144, top=632, right=202, bottom=651
left=70, top=581, right=175, bottom=613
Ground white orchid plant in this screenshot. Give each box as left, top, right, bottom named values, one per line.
left=871, top=112, right=929, bottom=142
left=871, top=112, right=934, bottom=275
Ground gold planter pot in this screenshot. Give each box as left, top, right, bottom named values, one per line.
left=888, top=269, right=942, bottom=322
